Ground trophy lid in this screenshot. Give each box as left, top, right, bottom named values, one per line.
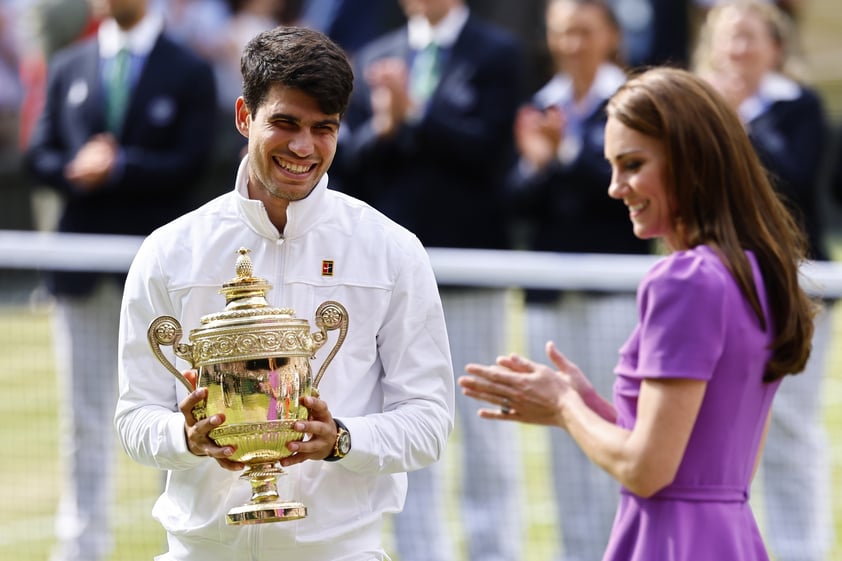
left=195, top=248, right=307, bottom=331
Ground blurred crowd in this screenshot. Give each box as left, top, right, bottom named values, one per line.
left=1, top=0, right=837, bottom=233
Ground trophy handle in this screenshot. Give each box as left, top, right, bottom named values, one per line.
left=147, top=316, right=196, bottom=392
left=312, top=301, right=349, bottom=389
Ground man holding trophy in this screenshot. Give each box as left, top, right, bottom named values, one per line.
left=114, top=26, right=455, bottom=561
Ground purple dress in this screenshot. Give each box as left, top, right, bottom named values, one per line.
left=604, top=245, right=780, bottom=561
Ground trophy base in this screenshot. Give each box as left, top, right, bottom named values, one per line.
left=226, top=501, right=308, bottom=525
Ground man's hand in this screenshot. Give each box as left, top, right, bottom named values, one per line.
left=281, top=395, right=339, bottom=467
left=365, top=58, right=413, bottom=137
left=179, top=370, right=244, bottom=471
left=64, top=133, right=119, bottom=191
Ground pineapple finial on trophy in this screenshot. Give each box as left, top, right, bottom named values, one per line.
left=235, top=247, right=254, bottom=279
left=220, top=247, right=272, bottom=310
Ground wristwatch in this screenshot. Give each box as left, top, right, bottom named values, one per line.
left=324, top=418, right=351, bottom=462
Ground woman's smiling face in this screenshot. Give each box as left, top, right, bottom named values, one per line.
left=604, top=116, right=678, bottom=249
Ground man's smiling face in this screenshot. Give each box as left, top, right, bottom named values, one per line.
left=238, top=84, right=340, bottom=210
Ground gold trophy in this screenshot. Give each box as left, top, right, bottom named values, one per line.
left=147, top=247, right=348, bottom=525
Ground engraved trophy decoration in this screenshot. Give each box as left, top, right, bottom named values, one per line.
left=147, top=248, right=348, bottom=525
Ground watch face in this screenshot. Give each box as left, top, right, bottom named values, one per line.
left=337, top=431, right=351, bottom=455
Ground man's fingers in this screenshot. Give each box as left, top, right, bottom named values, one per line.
left=184, top=369, right=198, bottom=389
left=180, top=387, right=208, bottom=424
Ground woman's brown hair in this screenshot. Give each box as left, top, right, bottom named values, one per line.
left=606, top=66, right=815, bottom=381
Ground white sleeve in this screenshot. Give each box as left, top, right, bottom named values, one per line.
left=340, top=240, right=456, bottom=475
left=114, top=235, right=205, bottom=471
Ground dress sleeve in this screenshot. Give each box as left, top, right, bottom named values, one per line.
left=634, top=251, right=729, bottom=381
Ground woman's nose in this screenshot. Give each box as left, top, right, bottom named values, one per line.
left=607, top=175, right=628, bottom=199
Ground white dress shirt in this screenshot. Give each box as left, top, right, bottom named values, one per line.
left=406, top=3, right=468, bottom=50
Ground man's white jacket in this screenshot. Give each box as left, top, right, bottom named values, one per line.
left=114, top=156, right=455, bottom=561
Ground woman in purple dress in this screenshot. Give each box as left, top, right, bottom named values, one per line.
left=458, top=66, right=816, bottom=561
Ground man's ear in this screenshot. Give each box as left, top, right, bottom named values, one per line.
left=235, top=97, right=250, bottom=138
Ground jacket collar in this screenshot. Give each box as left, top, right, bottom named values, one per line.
left=534, top=63, right=626, bottom=114
left=738, top=72, right=800, bottom=123
left=233, top=155, right=331, bottom=240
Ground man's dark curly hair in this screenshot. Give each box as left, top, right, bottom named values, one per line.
left=240, top=26, right=354, bottom=117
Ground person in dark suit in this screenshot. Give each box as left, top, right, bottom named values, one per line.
left=299, top=0, right=407, bottom=57
left=505, top=2, right=650, bottom=560
left=335, top=1, right=525, bottom=559
left=24, top=1, right=216, bottom=560
left=695, top=3, right=833, bottom=561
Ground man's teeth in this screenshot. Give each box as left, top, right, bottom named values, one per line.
left=279, top=160, right=310, bottom=174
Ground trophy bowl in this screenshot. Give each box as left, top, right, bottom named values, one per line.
left=147, top=248, right=348, bottom=525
